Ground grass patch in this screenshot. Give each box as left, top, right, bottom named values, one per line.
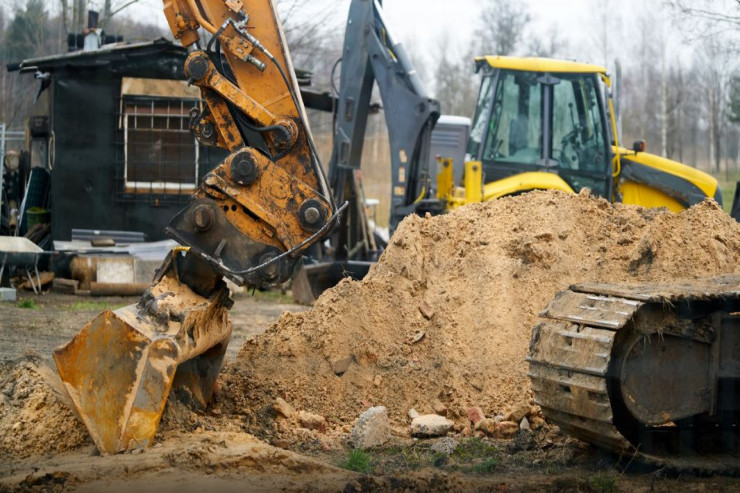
left=340, top=449, right=373, bottom=474
left=589, top=473, right=617, bottom=492
left=452, top=437, right=499, bottom=462
left=717, top=174, right=739, bottom=215
left=62, top=301, right=127, bottom=311
left=16, top=299, right=37, bottom=309
left=469, top=456, right=500, bottom=473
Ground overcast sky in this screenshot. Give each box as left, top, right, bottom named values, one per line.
left=73, top=0, right=733, bottom=80
left=122, top=0, right=638, bottom=66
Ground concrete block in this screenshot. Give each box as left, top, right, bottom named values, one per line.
left=0, top=287, right=17, bottom=301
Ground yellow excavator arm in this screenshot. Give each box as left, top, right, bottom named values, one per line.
left=53, top=0, right=342, bottom=454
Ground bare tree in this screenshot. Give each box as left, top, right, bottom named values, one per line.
left=527, top=26, right=567, bottom=58
left=671, top=0, right=740, bottom=30
left=475, top=0, right=530, bottom=56
left=433, top=33, right=478, bottom=117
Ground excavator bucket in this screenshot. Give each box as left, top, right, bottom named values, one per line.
left=53, top=274, right=232, bottom=454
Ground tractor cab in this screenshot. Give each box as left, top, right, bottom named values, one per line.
left=466, top=57, right=613, bottom=198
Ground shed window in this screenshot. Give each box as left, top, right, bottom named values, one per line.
left=122, top=96, right=198, bottom=193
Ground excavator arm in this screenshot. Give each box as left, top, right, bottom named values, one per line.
left=53, top=0, right=341, bottom=454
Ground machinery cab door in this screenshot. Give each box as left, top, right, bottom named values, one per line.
left=468, top=68, right=612, bottom=198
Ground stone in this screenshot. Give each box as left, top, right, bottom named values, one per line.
left=408, top=408, right=420, bottom=420
left=430, top=437, right=458, bottom=455
left=466, top=406, right=485, bottom=425
left=504, top=402, right=530, bottom=424
left=410, top=414, right=453, bottom=438
left=520, top=417, right=531, bottom=432
left=419, top=301, right=435, bottom=320
left=494, top=421, right=519, bottom=439
left=432, top=400, right=448, bottom=417
left=349, top=406, right=391, bottom=450
left=473, top=418, right=496, bottom=436
left=298, top=411, right=327, bottom=433
left=0, top=288, right=16, bottom=302
left=273, top=398, right=295, bottom=419
left=273, top=439, right=290, bottom=449
left=329, top=355, right=354, bottom=376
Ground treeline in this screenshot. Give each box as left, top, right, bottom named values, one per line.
left=2, top=0, right=739, bottom=177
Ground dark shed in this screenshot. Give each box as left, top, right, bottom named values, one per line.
left=13, top=39, right=229, bottom=241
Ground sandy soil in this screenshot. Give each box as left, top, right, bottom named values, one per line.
left=1, top=192, right=739, bottom=492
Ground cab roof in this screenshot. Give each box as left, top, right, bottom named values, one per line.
left=476, top=56, right=607, bottom=74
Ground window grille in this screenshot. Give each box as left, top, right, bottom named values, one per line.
left=114, top=95, right=220, bottom=204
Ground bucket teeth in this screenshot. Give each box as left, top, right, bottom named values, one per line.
left=53, top=275, right=231, bottom=454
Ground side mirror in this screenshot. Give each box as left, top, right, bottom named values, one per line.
left=633, top=140, right=646, bottom=153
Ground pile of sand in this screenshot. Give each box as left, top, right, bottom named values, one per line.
left=0, top=354, right=91, bottom=459
left=221, top=191, right=740, bottom=433
left=4, top=190, right=739, bottom=458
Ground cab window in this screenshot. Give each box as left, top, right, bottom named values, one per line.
left=551, top=76, right=607, bottom=174
left=482, top=71, right=542, bottom=165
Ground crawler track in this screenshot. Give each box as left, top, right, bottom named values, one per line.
left=528, top=275, right=740, bottom=474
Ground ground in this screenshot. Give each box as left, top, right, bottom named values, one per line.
left=0, top=290, right=738, bottom=492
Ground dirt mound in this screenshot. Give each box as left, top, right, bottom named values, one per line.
left=0, top=353, right=92, bottom=459
left=222, top=191, right=740, bottom=433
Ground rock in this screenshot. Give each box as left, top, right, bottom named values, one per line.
left=410, top=414, right=453, bottom=437
left=520, top=417, right=531, bottom=432
left=408, top=408, right=420, bottom=420
left=504, top=402, right=530, bottom=423
left=473, top=418, right=496, bottom=436
left=297, top=411, right=327, bottom=433
left=466, top=406, right=485, bottom=425
left=410, top=331, right=426, bottom=344
left=530, top=416, right=546, bottom=430
left=329, top=355, right=354, bottom=376
left=12, top=422, right=21, bottom=431
left=430, top=437, right=458, bottom=455
left=273, top=439, right=290, bottom=449
left=419, top=301, right=434, bottom=320
left=273, top=398, right=295, bottom=419
left=495, top=421, right=519, bottom=439
left=432, top=400, right=448, bottom=417
left=349, top=406, right=391, bottom=450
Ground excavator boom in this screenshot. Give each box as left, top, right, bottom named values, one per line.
left=54, top=0, right=339, bottom=454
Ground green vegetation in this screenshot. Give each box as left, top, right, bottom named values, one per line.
left=589, top=473, right=618, bottom=492
left=62, top=301, right=127, bottom=312
left=363, top=438, right=501, bottom=476
left=718, top=175, right=738, bottom=215
left=451, top=437, right=499, bottom=462
left=340, top=449, right=373, bottom=474
left=16, top=299, right=37, bottom=309
left=469, top=456, right=500, bottom=473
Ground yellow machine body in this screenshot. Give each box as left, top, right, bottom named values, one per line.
left=439, top=56, right=721, bottom=212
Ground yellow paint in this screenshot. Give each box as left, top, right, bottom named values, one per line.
left=618, top=180, right=685, bottom=212
left=477, top=56, right=607, bottom=74
left=482, top=172, right=574, bottom=201
left=435, top=157, right=454, bottom=201
left=464, top=161, right=483, bottom=203
left=614, top=147, right=719, bottom=200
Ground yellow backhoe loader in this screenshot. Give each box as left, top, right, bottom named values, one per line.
left=49, top=0, right=738, bottom=471
left=437, top=56, right=722, bottom=212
